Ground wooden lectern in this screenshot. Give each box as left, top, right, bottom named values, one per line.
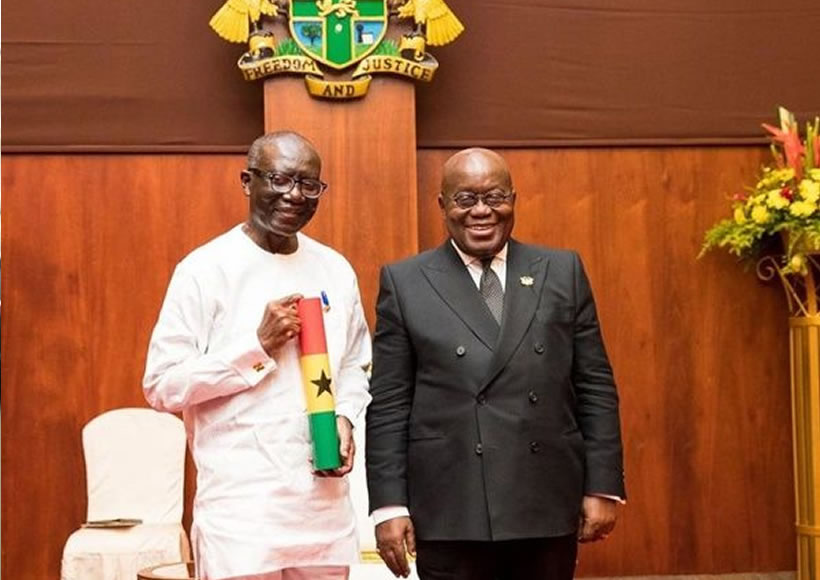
left=263, top=76, right=419, bottom=327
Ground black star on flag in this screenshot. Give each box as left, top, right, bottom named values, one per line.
left=311, top=370, right=333, bottom=398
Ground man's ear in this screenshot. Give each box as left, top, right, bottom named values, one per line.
left=437, top=193, right=446, bottom=210
left=240, top=171, right=251, bottom=195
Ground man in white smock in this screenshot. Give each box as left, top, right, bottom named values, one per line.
left=143, top=131, right=371, bottom=580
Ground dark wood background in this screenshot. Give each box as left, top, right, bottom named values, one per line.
left=1, top=146, right=794, bottom=578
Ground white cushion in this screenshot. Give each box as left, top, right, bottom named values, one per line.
left=61, top=524, right=190, bottom=580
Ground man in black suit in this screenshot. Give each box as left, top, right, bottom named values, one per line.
left=365, top=148, right=625, bottom=580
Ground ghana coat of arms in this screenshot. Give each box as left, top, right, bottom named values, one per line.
left=208, top=0, right=464, bottom=98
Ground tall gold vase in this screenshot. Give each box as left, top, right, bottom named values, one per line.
left=760, top=243, right=820, bottom=579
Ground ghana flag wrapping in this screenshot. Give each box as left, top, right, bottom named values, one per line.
left=297, top=297, right=341, bottom=470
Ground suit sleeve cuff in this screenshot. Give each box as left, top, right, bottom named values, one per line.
left=372, top=506, right=410, bottom=525
left=223, top=332, right=277, bottom=386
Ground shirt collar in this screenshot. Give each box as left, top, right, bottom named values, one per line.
left=450, top=239, right=508, bottom=268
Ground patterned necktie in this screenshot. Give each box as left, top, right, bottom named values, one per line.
left=480, top=258, right=504, bottom=325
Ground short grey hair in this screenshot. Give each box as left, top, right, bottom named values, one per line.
left=247, top=131, right=319, bottom=168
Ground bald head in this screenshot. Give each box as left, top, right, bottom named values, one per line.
left=248, top=131, right=321, bottom=172
left=441, top=148, right=512, bottom=195
left=438, top=147, right=516, bottom=259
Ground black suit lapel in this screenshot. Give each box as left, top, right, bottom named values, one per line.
left=421, top=242, right=500, bottom=350
left=480, top=240, right=550, bottom=391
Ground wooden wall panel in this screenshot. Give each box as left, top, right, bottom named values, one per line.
left=0, top=155, right=247, bottom=580
left=418, top=148, right=794, bottom=575
left=1, top=147, right=795, bottom=579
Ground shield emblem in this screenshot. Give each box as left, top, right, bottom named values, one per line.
left=290, top=0, right=387, bottom=70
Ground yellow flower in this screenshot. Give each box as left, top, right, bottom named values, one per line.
left=799, top=179, right=820, bottom=204
left=747, top=193, right=766, bottom=207
left=789, top=201, right=817, bottom=218
left=766, top=189, right=790, bottom=209
left=751, top=205, right=771, bottom=223
left=757, top=175, right=778, bottom=189
left=758, top=168, right=796, bottom=188
left=772, top=168, right=795, bottom=183
left=809, top=169, right=820, bottom=181
left=790, top=254, right=808, bottom=275
left=733, top=207, right=746, bottom=224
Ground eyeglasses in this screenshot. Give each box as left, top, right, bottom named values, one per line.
left=449, top=190, right=514, bottom=209
left=247, top=168, right=328, bottom=199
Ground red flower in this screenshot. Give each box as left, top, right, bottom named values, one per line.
left=780, top=187, right=794, bottom=201
left=814, top=134, right=820, bottom=167
left=762, top=122, right=805, bottom=179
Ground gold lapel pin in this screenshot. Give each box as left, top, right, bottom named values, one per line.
left=520, top=275, right=534, bottom=287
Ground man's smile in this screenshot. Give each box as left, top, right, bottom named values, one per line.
left=466, top=223, right=497, bottom=232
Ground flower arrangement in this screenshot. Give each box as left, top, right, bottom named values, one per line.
left=700, top=107, right=820, bottom=274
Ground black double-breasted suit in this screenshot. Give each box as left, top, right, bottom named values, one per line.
left=366, top=239, right=625, bottom=542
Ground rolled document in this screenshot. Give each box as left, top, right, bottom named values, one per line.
left=297, top=297, right=341, bottom=470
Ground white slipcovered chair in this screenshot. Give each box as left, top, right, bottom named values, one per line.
left=61, top=407, right=191, bottom=580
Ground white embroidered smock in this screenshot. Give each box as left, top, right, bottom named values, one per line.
left=143, top=225, right=372, bottom=580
